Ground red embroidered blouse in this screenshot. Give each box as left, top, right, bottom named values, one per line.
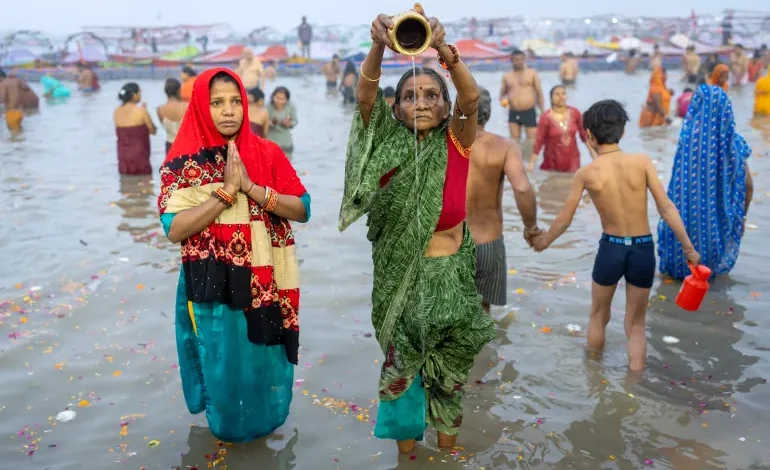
left=379, top=128, right=471, bottom=232
left=532, top=107, right=587, bottom=173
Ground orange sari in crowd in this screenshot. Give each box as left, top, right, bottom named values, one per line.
left=639, top=68, right=671, bottom=128
left=180, top=78, right=194, bottom=101
left=711, top=64, right=729, bottom=92
left=755, top=66, right=770, bottom=116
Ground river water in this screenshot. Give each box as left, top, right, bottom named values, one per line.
left=1, top=70, right=769, bottom=470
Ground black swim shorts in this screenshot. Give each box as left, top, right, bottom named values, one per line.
left=508, top=108, right=537, bottom=128
left=592, top=234, right=655, bottom=289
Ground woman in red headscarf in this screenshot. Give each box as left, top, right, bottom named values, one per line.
left=158, top=68, right=311, bottom=442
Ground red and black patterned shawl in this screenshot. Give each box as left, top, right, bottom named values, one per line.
left=157, top=68, right=306, bottom=364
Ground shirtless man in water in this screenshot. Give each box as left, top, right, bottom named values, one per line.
left=321, top=55, right=341, bottom=94
left=649, top=44, right=663, bottom=70
left=467, top=88, right=540, bottom=312
left=76, top=63, right=100, bottom=92
left=682, top=46, right=701, bottom=84
left=559, top=52, right=579, bottom=86
left=729, top=44, right=749, bottom=87
left=622, top=49, right=639, bottom=74
left=532, top=99, right=700, bottom=371
left=500, top=49, right=544, bottom=149
left=0, top=70, right=38, bottom=133
left=235, top=48, right=265, bottom=90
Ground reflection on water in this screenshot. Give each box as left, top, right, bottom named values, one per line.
left=1, top=72, right=770, bottom=469
left=181, top=426, right=299, bottom=469
left=116, top=175, right=158, bottom=245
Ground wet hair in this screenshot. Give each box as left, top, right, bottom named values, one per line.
left=181, top=66, right=197, bottom=77
left=343, top=61, right=356, bottom=76
left=477, top=87, right=492, bottom=127
left=393, top=67, right=451, bottom=123
left=248, top=86, right=264, bottom=102
left=209, top=71, right=238, bottom=88
left=753, top=50, right=761, bottom=59
left=118, top=82, right=140, bottom=104
left=582, top=100, right=629, bottom=145
left=511, top=49, right=525, bottom=57
left=549, top=85, right=565, bottom=102
left=683, top=87, right=693, bottom=93
left=697, top=75, right=708, bottom=86
left=332, top=54, right=339, bottom=60
left=629, top=48, right=637, bottom=57
left=164, top=78, right=181, bottom=99
left=271, top=86, right=291, bottom=102
left=383, top=86, right=395, bottom=98
left=76, top=63, right=85, bottom=69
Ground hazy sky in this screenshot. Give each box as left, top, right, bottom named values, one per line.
left=1, top=1, right=757, bottom=34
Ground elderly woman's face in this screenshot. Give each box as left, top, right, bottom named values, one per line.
left=209, top=78, right=243, bottom=138
left=395, top=74, right=449, bottom=132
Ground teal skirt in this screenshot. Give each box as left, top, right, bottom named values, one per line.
left=162, top=213, right=293, bottom=442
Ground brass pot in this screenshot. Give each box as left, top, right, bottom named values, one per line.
left=387, top=11, right=432, bottom=56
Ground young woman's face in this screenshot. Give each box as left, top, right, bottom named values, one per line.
left=209, top=79, right=243, bottom=138
left=394, top=74, right=449, bottom=132
left=551, top=87, right=567, bottom=108
left=272, top=91, right=287, bottom=109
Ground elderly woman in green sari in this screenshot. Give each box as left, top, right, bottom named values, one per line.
left=338, top=5, right=495, bottom=453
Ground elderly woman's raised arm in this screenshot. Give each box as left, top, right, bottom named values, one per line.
left=438, top=44, right=480, bottom=148
left=357, top=15, right=395, bottom=127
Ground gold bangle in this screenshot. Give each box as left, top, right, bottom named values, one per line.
left=261, top=186, right=271, bottom=207
left=359, top=63, right=382, bottom=82
left=264, top=187, right=279, bottom=212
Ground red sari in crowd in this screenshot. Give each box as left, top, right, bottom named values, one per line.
left=532, top=106, right=587, bottom=172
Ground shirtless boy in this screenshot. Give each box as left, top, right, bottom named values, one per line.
left=466, top=88, right=540, bottom=312
left=682, top=46, right=701, bottom=84
left=559, top=52, right=579, bottom=86
left=532, top=99, right=701, bottom=371
left=500, top=49, right=544, bottom=147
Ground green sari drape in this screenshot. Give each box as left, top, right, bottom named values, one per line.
left=339, top=90, right=448, bottom=352
left=339, top=90, right=495, bottom=439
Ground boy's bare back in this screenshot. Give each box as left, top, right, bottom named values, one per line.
left=579, top=152, right=658, bottom=237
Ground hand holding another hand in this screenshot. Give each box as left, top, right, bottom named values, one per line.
left=523, top=226, right=542, bottom=248
left=532, top=233, right=551, bottom=252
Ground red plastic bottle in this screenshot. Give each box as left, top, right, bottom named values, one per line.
left=675, top=263, right=712, bottom=311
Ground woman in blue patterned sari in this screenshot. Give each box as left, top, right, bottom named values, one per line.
left=657, top=85, right=754, bottom=280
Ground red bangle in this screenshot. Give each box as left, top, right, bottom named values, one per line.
left=215, top=188, right=236, bottom=207
left=437, top=44, right=460, bottom=70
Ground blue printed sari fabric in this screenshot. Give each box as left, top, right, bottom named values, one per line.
left=657, top=85, right=751, bottom=280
